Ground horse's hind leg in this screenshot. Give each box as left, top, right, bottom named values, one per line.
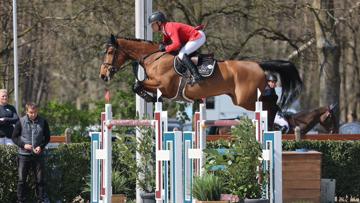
left=232, top=87, right=257, bottom=111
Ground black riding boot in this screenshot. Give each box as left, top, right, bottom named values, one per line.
left=182, top=54, right=204, bottom=84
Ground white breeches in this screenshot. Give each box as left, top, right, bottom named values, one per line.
left=274, top=114, right=289, bottom=128
left=0, top=137, right=14, bottom=145
left=178, top=31, right=206, bottom=60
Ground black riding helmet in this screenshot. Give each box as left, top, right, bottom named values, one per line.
left=148, top=11, right=167, bottom=24
left=267, top=74, right=278, bottom=82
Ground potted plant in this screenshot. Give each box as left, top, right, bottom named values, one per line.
left=205, top=119, right=269, bottom=203
left=112, top=171, right=128, bottom=203
left=192, top=173, right=228, bottom=203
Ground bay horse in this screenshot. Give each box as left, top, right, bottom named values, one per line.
left=277, top=104, right=338, bottom=135
left=99, top=35, right=303, bottom=128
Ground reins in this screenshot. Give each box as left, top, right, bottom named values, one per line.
left=139, top=51, right=167, bottom=67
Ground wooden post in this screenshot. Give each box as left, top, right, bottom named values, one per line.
left=294, top=126, right=301, bottom=142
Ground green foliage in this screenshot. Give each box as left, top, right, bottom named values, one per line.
left=40, top=101, right=98, bottom=141
left=192, top=173, right=224, bottom=201
left=40, top=101, right=92, bottom=134
left=45, top=143, right=91, bottom=202
left=112, top=135, right=137, bottom=198
left=38, top=88, right=136, bottom=143
left=0, top=145, right=18, bottom=202
left=136, top=127, right=156, bottom=193
left=205, top=118, right=262, bottom=199
left=112, top=171, right=129, bottom=194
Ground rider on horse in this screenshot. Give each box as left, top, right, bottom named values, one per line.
left=148, top=11, right=205, bottom=84
left=260, top=74, right=289, bottom=132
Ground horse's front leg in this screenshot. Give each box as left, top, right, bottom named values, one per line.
left=132, top=81, right=157, bottom=102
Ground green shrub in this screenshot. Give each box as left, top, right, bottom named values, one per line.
left=45, top=143, right=91, bottom=202
left=192, top=173, right=224, bottom=201
left=205, top=118, right=263, bottom=199
left=0, top=145, right=18, bottom=202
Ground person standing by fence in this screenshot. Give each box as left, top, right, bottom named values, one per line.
left=12, top=102, right=50, bottom=203
left=0, top=89, right=19, bottom=145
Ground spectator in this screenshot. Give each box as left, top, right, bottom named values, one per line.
left=0, top=89, right=19, bottom=145
left=12, top=102, right=50, bottom=203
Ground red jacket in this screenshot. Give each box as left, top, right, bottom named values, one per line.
left=161, top=22, right=202, bottom=53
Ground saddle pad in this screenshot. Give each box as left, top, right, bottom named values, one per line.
left=173, top=55, right=217, bottom=78
left=197, top=55, right=216, bottom=77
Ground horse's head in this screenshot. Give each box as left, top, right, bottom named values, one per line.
left=99, top=34, right=129, bottom=81
left=319, top=103, right=338, bottom=133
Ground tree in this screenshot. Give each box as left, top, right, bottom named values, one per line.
left=312, top=0, right=340, bottom=121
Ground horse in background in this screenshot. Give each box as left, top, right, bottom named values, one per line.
left=99, top=35, right=303, bottom=128
left=276, top=104, right=338, bottom=135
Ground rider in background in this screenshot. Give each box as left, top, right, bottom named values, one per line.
left=148, top=11, right=205, bottom=84
left=260, top=74, right=289, bottom=132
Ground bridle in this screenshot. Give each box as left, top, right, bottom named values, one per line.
left=102, top=42, right=166, bottom=76
left=102, top=43, right=131, bottom=76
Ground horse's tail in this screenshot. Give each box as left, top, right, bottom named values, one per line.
left=259, top=60, right=303, bottom=109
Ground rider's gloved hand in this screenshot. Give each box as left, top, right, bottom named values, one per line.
left=159, top=44, right=166, bottom=52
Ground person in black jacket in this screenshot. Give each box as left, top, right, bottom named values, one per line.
left=260, top=74, right=289, bottom=132
left=12, top=102, right=50, bottom=203
left=0, top=89, right=19, bottom=145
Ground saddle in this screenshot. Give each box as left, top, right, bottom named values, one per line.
left=173, top=53, right=217, bottom=78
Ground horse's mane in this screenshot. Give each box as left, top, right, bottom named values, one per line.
left=107, top=34, right=157, bottom=46
left=121, top=37, right=156, bottom=45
